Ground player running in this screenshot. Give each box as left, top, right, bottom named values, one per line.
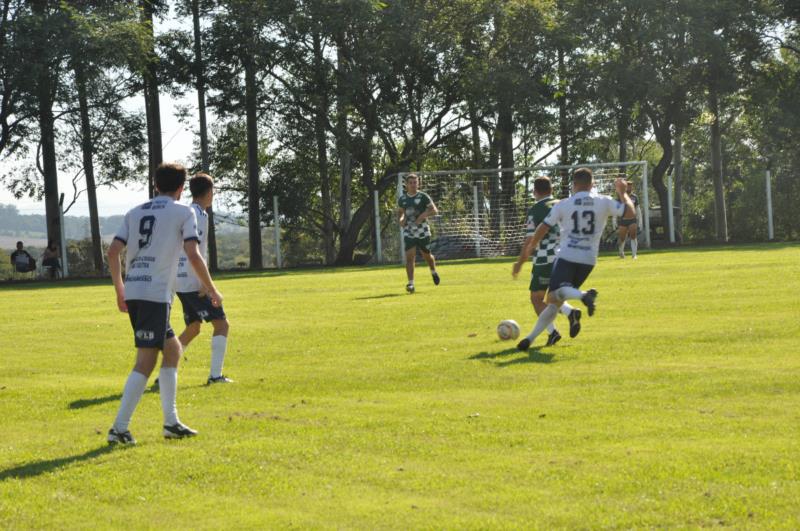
left=617, top=181, right=641, bottom=259
left=397, top=173, right=440, bottom=293
left=106, top=163, right=222, bottom=445
left=174, top=173, right=232, bottom=385
left=512, top=168, right=635, bottom=351
left=513, top=176, right=582, bottom=347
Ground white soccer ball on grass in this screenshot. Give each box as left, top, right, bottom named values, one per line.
left=496, top=319, right=520, bottom=341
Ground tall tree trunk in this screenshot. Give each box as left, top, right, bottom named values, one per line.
left=335, top=41, right=352, bottom=251
left=645, top=108, right=672, bottom=240
left=312, top=31, right=335, bottom=265
left=244, top=55, right=262, bottom=269
left=557, top=46, right=570, bottom=197
left=673, top=125, right=683, bottom=243
left=709, top=87, right=728, bottom=242
left=497, top=99, right=515, bottom=236
left=468, top=100, right=482, bottom=169
left=75, top=62, right=103, bottom=274
left=32, top=0, right=61, bottom=253
left=191, top=0, right=217, bottom=271
left=141, top=0, right=162, bottom=199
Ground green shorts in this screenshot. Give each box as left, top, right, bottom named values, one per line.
left=404, top=236, right=431, bottom=253
left=529, top=263, right=553, bottom=292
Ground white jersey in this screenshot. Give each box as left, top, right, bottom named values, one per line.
left=175, top=203, right=208, bottom=293
left=114, top=195, right=199, bottom=303
left=543, top=190, right=625, bottom=266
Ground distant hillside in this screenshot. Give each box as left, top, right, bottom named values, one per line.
left=0, top=204, right=124, bottom=245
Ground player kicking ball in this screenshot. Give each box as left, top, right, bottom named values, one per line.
left=397, top=173, right=440, bottom=293
left=107, top=163, right=223, bottom=445
left=512, top=168, right=635, bottom=351
left=175, top=173, right=232, bottom=385
left=513, top=176, right=582, bottom=347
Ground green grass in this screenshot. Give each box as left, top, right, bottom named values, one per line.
left=1, top=244, right=799, bottom=529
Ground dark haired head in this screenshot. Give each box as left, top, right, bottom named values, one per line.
left=189, top=173, right=214, bottom=198
left=533, top=176, right=552, bottom=196
left=572, top=167, right=593, bottom=187
left=16, top=241, right=23, bottom=249
left=155, top=163, right=187, bottom=193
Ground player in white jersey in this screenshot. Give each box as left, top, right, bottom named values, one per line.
left=106, top=163, right=223, bottom=445
left=174, top=174, right=232, bottom=384
left=512, top=167, right=635, bottom=351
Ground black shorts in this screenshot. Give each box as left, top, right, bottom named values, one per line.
left=126, top=300, right=175, bottom=349
left=618, top=218, right=637, bottom=227
left=548, top=258, right=594, bottom=292
left=176, top=291, right=226, bottom=325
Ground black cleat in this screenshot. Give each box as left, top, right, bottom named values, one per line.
left=432, top=271, right=440, bottom=286
left=151, top=378, right=159, bottom=391
left=107, top=428, right=136, bottom=445
left=581, top=289, right=598, bottom=317
left=516, top=337, right=531, bottom=351
left=568, top=309, right=582, bottom=338
left=207, top=375, right=234, bottom=385
left=546, top=330, right=562, bottom=346
left=163, top=422, right=198, bottom=439
left=406, top=283, right=415, bottom=294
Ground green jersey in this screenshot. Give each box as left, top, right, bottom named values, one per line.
left=525, top=196, right=560, bottom=266
left=398, top=192, right=433, bottom=239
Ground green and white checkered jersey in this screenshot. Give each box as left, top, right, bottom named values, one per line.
left=525, top=196, right=560, bottom=266
left=398, top=192, right=433, bottom=239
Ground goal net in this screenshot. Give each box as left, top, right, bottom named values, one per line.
left=396, top=162, right=650, bottom=262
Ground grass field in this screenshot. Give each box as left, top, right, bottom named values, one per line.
left=1, top=244, right=799, bottom=529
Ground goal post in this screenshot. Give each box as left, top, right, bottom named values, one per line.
left=397, top=161, right=654, bottom=264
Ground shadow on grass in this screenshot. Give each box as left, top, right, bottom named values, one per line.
left=0, top=445, right=123, bottom=482
left=68, top=387, right=158, bottom=410
left=353, top=293, right=402, bottom=301
left=470, top=346, right=555, bottom=367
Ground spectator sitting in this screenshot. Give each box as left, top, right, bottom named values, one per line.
left=10, top=241, right=36, bottom=273
left=41, top=240, right=61, bottom=278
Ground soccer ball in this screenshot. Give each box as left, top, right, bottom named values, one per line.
left=497, top=319, right=520, bottom=341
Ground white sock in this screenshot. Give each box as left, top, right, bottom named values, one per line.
left=158, top=367, right=180, bottom=426
left=554, top=286, right=584, bottom=301
left=546, top=322, right=556, bottom=333
left=210, top=335, right=227, bottom=378
left=619, top=240, right=625, bottom=253
left=525, top=304, right=559, bottom=342
left=560, top=302, right=575, bottom=316
left=112, top=371, right=148, bottom=432
left=631, top=239, right=638, bottom=257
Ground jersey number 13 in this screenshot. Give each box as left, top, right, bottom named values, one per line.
left=570, top=211, right=596, bottom=235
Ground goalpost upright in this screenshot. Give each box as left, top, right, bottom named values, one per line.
left=398, top=161, right=655, bottom=265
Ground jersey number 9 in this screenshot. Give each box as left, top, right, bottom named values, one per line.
left=138, top=216, right=156, bottom=249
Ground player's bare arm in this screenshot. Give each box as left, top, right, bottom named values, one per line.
left=615, top=179, right=636, bottom=219
left=397, top=207, right=406, bottom=227
left=184, top=239, right=223, bottom=307
left=512, top=223, right=551, bottom=278
left=107, top=238, right=127, bottom=313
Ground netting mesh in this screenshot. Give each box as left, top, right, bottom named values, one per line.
left=396, top=163, right=646, bottom=261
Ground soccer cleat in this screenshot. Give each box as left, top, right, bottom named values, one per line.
left=151, top=378, right=159, bottom=391
left=546, top=330, right=562, bottom=346
left=619, top=250, right=625, bottom=258
left=516, top=337, right=531, bottom=351
left=107, top=428, right=136, bottom=445
left=568, top=309, right=582, bottom=338
left=432, top=271, right=440, bottom=286
left=406, top=283, right=415, bottom=294
left=207, top=375, right=234, bottom=385
left=581, top=289, right=598, bottom=317
left=163, top=422, right=198, bottom=439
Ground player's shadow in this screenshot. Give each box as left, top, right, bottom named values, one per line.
left=0, top=445, right=122, bottom=482
left=469, top=347, right=555, bottom=366
left=353, top=293, right=402, bottom=301
left=68, top=387, right=158, bottom=410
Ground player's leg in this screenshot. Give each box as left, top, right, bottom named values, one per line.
left=159, top=334, right=197, bottom=438
left=109, top=346, right=158, bottom=445
left=617, top=224, right=627, bottom=258
left=530, top=265, right=560, bottom=345
left=419, top=238, right=439, bottom=285
left=208, top=317, right=232, bottom=384
left=628, top=224, right=638, bottom=258
left=518, top=261, right=574, bottom=350
left=404, top=240, right=417, bottom=293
